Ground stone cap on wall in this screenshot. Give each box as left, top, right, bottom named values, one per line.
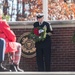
left=8, top=20, right=75, bottom=29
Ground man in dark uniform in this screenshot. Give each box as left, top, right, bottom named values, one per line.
left=33, top=13, right=53, bottom=71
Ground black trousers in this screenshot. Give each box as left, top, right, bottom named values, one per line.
left=36, top=46, right=51, bottom=71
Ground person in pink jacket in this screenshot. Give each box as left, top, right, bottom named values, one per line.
left=0, top=9, right=24, bottom=72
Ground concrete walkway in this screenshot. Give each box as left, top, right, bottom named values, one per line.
left=0, top=72, right=75, bottom=75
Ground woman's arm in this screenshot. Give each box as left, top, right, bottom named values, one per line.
left=2, top=21, right=16, bottom=42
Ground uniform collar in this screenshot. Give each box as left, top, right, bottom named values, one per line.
left=39, top=21, right=43, bottom=25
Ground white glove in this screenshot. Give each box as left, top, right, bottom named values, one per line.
left=50, top=25, right=53, bottom=31
left=47, top=33, right=52, bottom=36
left=39, top=29, right=44, bottom=34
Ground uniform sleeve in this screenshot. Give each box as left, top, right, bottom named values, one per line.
left=33, top=23, right=35, bottom=27
left=33, top=22, right=36, bottom=28
left=33, top=22, right=39, bottom=28
left=46, top=22, right=53, bottom=34
left=2, top=21, right=16, bottom=42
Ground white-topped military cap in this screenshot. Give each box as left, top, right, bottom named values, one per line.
left=36, top=13, right=44, bottom=19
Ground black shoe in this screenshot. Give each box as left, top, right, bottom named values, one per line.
left=12, top=63, right=24, bottom=72
left=16, top=67, right=24, bottom=72
left=9, top=64, right=17, bottom=72
left=0, top=66, right=11, bottom=72
left=9, top=63, right=24, bottom=72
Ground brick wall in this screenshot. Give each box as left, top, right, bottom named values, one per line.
left=51, top=27, right=75, bottom=71
left=4, top=21, right=75, bottom=71
left=10, top=27, right=75, bottom=71
left=13, top=28, right=37, bottom=71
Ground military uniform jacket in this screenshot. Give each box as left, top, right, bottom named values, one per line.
left=33, top=21, right=53, bottom=48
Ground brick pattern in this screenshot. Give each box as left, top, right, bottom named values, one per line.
left=4, top=27, right=75, bottom=71
left=51, top=27, right=75, bottom=71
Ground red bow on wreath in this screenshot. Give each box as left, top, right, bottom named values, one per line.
left=33, top=28, right=39, bottom=36
left=28, top=26, right=47, bottom=42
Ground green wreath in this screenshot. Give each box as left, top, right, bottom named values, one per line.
left=28, top=26, right=47, bottom=42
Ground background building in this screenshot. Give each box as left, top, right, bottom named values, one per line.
left=0, top=0, right=75, bottom=21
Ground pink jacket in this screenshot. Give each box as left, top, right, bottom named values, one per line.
left=0, top=18, right=17, bottom=53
